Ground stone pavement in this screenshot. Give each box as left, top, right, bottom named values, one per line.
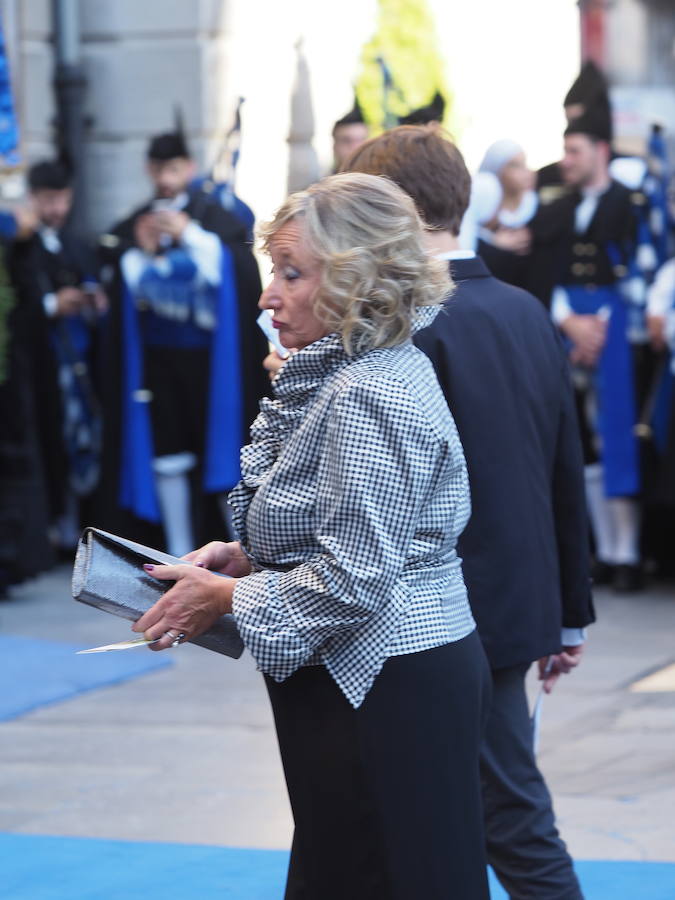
left=1, top=565, right=674, bottom=861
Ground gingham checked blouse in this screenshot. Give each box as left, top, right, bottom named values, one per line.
left=230, top=306, right=476, bottom=708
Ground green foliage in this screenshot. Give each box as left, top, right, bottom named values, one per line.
left=0, top=245, right=15, bottom=385
left=355, top=0, right=453, bottom=133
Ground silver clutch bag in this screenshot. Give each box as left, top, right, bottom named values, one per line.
left=72, top=526, right=244, bottom=659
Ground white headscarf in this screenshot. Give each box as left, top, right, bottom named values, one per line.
left=478, top=139, right=524, bottom=175
left=478, top=139, right=538, bottom=229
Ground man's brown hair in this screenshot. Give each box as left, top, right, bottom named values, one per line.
left=342, top=125, right=471, bottom=236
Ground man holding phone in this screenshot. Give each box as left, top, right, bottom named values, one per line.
left=100, top=127, right=267, bottom=556
left=9, top=159, right=106, bottom=554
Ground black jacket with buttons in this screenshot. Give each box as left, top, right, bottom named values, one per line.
left=529, top=179, right=641, bottom=305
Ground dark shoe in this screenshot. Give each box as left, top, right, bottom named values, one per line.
left=613, top=564, right=643, bottom=593
left=591, top=559, right=615, bottom=586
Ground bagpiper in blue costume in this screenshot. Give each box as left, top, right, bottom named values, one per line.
left=99, top=127, right=268, bottom=556
left=547, top=101, right=657, bottom=592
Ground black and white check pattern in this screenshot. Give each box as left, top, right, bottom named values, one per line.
left=230, top=307, right=476, bottom=708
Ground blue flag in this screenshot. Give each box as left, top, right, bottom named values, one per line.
left=0, top=13, right=19, bottom=166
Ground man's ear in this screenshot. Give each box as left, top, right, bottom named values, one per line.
left=598, top=140, right=611, bottom=166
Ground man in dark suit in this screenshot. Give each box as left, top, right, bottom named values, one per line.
left=0, top=195, right=56, bottom=593
left=345, top=126, right=595, bottom=900
left=9, top=159, right=106, bottom=554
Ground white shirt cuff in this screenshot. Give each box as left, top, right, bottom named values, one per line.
left=551, top=286, right=573, bottom=325
left=42, top=292, right=58, bottom=317
left=181, top=220, right=223, bottom=286
left=121, top=247, right=152, bottom=293
left=561, top=627, right=586, bottom=647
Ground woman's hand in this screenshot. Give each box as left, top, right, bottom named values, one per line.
left=182, top=541, right=252, bottom=577
left=132, top=563, right=237, bottom=650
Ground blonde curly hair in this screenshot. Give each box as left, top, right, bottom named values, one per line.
left=259, top=172, right=452, bottom=355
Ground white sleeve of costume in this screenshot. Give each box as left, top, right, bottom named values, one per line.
left=181, top=221, right=223, bottom=287
left=647, top=259, right=675, bottom=318
left=120, top=247, right=153, bottom=293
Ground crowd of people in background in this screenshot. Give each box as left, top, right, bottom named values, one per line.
left=331, top=60, right=675, bottom=598
left=0, top=56, right=674, bottom=899
left=0, top=59, right=674, bottom=602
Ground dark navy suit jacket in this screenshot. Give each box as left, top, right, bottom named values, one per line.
left=415, top=255, right=595, bottom=670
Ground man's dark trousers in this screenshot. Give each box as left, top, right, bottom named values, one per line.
left=415, top=256, right=594, bottom=900
left=481, top=665, right=582, bottom=900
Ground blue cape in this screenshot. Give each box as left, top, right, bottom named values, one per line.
left=119, top=246, right=244, bottom=522
left=566, top=284, right=639, bottom=497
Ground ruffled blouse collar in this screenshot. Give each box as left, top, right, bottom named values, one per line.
left=271, top=331, right=348, bottom=406
left=228, top=304, right=441, bottom=548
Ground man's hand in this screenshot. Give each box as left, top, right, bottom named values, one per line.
left=81, top=284, right=109, bottom=315
left=153, top=209, right=190, bottom=241
left=13, top=205, right=38, bottom=240
left=56, top=286, right=87, bottom=316
left=537, top=644, right=584, bottom=694
left=647, top=314, right=667, bottom=352
left=91, top=286, right=109, bottom=314
left=492, top=226, right=532, bottom=256
left=134, top=213, right=161, bottom=254
left=561, top=313, right=607, bottom=367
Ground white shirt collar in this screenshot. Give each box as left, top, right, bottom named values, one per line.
left=580, top=182, right=610, bottom=201
left=434, top=250, right=477, bottom=261
left=39, top=226, right=62, bottom=254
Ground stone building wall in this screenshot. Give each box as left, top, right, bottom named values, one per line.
left=582, top=0, right=675, bottom=156
left=2, top=0, right=235, bottom=233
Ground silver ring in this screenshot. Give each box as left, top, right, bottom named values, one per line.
left=164, top=630, right=178, bottom=640
left=171, top=632, right=187, bottom=648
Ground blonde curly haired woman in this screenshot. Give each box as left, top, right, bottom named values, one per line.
left=134, top=173, right=491, bottom=899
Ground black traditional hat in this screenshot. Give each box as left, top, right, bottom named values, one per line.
left=147, top=105, right=191, bottom=160
left=28, top=158, right=72, bottom=191
left=564, top=61, right=609, bottom=109
left=398, top=91, right=445, bottom=126
left=333, top=97, right=366, bottom=131
left=564, top=98, right=613, bottom=143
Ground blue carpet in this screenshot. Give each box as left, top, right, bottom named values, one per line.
left=1, top=834, right=674, bottom=899
left=0, top=635, right=171, bottom=722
